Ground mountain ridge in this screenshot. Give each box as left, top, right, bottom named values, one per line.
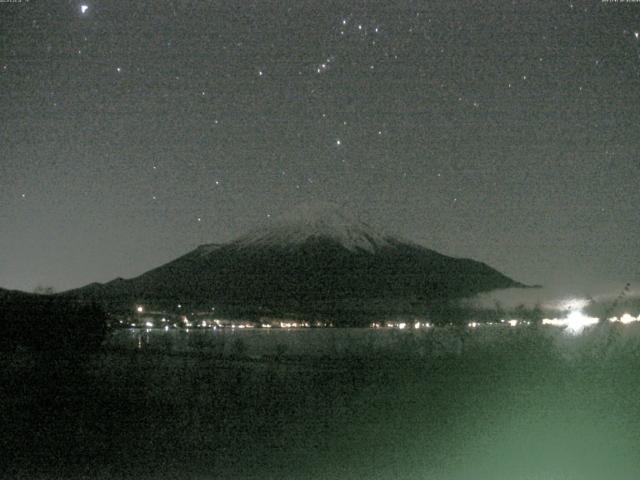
left=60, top=203, right=528, bottom=322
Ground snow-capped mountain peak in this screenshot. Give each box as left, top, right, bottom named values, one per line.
left=232, top=202, right=393, bottom=253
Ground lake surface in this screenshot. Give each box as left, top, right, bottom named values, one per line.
left=4, top=324, right=640, bottom=479
left=110, top=326, right=470, bottom=358
left=108, top=324, right=543, bottom=359
left=108, top=322, right=640, bottom=360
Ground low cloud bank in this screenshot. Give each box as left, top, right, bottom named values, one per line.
left=463, top=284, right=640, bottom=322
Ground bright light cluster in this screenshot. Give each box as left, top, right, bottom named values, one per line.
left=609, top=313, right=640, bottom=324
left=370, top=321, right=433, bottom=329
left=542, top=310, right=599, bottom=334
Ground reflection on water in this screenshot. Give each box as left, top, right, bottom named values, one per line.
left=109, top=320, right=640, bottom=361
left=111, top=326, right=471, bottom=358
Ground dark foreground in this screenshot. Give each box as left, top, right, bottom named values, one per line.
left=2, top=327, right=640, bottom=480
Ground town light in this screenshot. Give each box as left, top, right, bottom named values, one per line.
left=542, top=310, right=599, bottom=334
left=609, top=313, right=640, bottom=324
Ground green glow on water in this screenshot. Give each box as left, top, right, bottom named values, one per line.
left=4, top=325, right=640, bottom=479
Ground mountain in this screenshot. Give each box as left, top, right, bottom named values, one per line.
left=0, top=287, right=108, bottom=351
left=63, top=202, right=526, bottom=322
left=0, top=287, right=38, bottom=302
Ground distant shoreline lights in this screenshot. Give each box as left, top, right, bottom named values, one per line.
left=542, top=310, right=599, bottom=334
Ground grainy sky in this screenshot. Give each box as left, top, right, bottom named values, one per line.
left=1, top=0, right=639, bottom=295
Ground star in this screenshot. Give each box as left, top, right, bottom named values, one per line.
left=80, top=5, right=89, bottom=14
left=336, top=139, right=342, bottom=146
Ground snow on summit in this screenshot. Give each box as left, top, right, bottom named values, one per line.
left=233, top=202, right=393, bottom=253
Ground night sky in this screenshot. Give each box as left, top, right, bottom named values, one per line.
left=1, top=0, right=639, bottom=296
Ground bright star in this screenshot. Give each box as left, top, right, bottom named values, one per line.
left=80, top=4, right=89, bottom=14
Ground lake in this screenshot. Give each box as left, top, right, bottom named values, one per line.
left=3, top=323, right=640, bottom=479
left=107, top=324, right=551, bottom=359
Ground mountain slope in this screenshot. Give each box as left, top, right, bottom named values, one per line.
left=64, top=202, right=526, bottom=319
